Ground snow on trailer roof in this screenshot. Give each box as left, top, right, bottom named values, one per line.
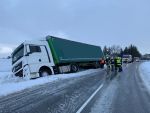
left=46, top=35, right=102, bottom=48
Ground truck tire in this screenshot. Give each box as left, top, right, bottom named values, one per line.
left=71, top=64, right=79, bottom=73
left=39, top=68, right=52, bottom=77
left=94, top=62, right=100, bottom=69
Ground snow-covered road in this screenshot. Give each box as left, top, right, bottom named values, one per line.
left=0, top=59, right=150, bottom=113
left=83, top=62, right=150, bottom=113
left=0, top=68, right=106, bottom=113
left=0, top=69, right=102, bottom=96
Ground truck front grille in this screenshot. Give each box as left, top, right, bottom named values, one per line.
left=15, top=69, right=23, bottom=77
left=13, top=62, right=22, bottom=72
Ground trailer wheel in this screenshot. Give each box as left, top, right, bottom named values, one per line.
left=39, top=67, right=52, bottom=77
left=71, top=64, right=79, bottom=73
left=100, top=64, right=104, bottom=69
left=94, top=62, right=100, bottom=69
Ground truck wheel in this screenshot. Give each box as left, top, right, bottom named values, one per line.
left=39, top=69, right=51, bottom=77
left=94, top=62, right=100, bottom=69
left=71, top=64, right=79, bottom=73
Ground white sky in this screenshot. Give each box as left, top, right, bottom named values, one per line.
left=0, top=0, right=150, bottom=57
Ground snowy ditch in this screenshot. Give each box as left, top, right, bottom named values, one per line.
left=0, top=58, right=103, bottom=97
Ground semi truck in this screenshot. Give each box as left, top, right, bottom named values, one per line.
left=12, top=36, right=104, bottom=79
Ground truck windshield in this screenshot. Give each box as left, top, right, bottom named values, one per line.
left=12, top=45, right=24, bottom=64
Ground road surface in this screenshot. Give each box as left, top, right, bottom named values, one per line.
left=86, top=62, right=150, bottom=113
left=0, top=62, right=150, bottom=113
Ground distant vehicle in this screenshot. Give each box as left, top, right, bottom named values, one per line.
left=122, top=55, right=132, bottom=63
left=134, top=57, right=140, bottom=62
left=11, top=36, right=104, bottom=79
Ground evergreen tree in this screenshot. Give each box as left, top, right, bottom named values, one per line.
left=123, top=44, right=141, bottom=58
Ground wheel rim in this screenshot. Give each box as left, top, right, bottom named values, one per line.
left=71, top=65, right=78, bottom=72
left=73, top=66, right=77, bottom=71
left=41, top=71, right=49, bottom=77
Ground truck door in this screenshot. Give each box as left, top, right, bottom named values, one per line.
left=26, top=45, right=50, bottom=66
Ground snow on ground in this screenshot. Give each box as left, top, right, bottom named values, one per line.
left=0, top=58, right=11, bottom=72
left=0, top=69, right=102, bottom=96
left=0, top=58, right=15, bottom=84
left=139, top=61, right=150, bottom=93
left=0, top=58, right=103, bottom=96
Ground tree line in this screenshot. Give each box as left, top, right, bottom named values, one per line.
left=103, top=44, right=141, bottom=58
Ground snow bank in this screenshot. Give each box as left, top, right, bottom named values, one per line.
left=139, top=62, right=150, bottom=92
left=0, top=68, right=102, bottom=97
left=0, top=58, right=103, bottom=96
left=0, top=58, right=11, bottom=72
left=0, top=58, right=14, bottom=84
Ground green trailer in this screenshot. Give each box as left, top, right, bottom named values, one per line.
left=46, top=36, right=104, bottom=70
left=11, top=35, right=104, bottom=78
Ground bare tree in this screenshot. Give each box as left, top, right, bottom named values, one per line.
left=110, top=45, right=122, bottom=55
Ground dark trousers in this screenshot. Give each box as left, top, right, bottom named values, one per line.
left=111, top=64, right=114, bottom=71
left=115, top=65, right=122, bottom=72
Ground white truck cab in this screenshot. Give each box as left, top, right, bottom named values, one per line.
left=12, top=40, right=55, bottom=79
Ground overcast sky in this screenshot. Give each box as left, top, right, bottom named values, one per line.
left=0, top=0, right=150, bottom=57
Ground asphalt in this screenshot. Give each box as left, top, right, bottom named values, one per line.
left=111, top=62, right=150, bottom=113
left=0, top=62, right=150, bottom=113
left=84, top=62, right=150, bottom=113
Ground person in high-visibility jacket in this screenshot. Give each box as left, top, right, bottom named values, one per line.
left=114, top=56, right=122, bottom=72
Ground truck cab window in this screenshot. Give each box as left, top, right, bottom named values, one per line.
left=12, top=45, right=24, bottom=64
left=29, top=45, right=41, bottom=53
